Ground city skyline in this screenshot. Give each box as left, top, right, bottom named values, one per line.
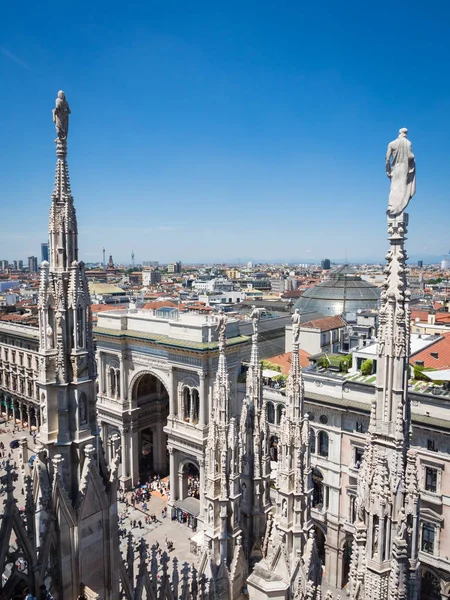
left=1, top=2, right=450, bottom=263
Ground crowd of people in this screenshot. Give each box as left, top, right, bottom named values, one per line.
left=187, top=473, right=200, bottom=499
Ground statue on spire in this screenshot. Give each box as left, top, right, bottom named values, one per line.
left=386, top=127, right=416, bottom=218
left=52, top=90, right=71, bottom=140
left=291, top=308, right=301, bottom=344
left=249, top=305, right=264, bottom=335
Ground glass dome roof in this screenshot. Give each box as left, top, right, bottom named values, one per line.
left=294, top=265, right=380, bottom=317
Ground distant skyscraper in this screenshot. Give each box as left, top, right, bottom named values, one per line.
left=321, top=258, right=331, bottom=270
left=18, top=260, right=23, bottom=270
left=0, top=260, right=8, bottom=271
left=417, top=260, right=423, bottom=268
left=167, top=261, right=182, bottom=274
left=28, top=256, right=38, bottom=272
left=13, top=260, right=17, bottom=270
left=41, top=242, right=49, bottom=263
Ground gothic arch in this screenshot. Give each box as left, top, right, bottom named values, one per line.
left=420, top=566, right=444, bottom=600
left=128, top=368, right=170, bottom=402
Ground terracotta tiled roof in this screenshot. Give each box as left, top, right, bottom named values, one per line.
left=410, top=332, right=450, bottom=369
left=281, top=290, right=303, bottom=299
left=300, top=315, right=346, bottom=332
left=411, top=310, right=450, bottom=324
left=266, top=350, right=311, bottom=374
left=142, top=300, right=179, bottom=311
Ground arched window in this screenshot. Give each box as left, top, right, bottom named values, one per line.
left=310, top=430, right=316, bottom=454
left=191, top=389, right=199, bottom=424
left=312, top=469, right=324, bottom=509
left=318, top=431, right=329, bottom=457
left=421, top=570, right=441, bottom=599
left=109, top=368, right=116, bottom=398
left=183, top=387, right=191, bottom=421
left=276, top=404, right=285, bottom=425
left=267, top=402, right=275, bottom=424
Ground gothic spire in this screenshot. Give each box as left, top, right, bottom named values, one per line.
left=239, top=308, right=270, bottom=563
left=347, top=131, right=420, bottom=600
left=202, top=310, right=246, bottom=582
left=37, top=91, right=99, bottom=499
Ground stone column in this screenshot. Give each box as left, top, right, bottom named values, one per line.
left=120, top=429, right=130, bottom=477
left=119, top=354, right=126, bottom=402
left=199, top=456, right=205, bottom=519
left=27, top=406, right=31, bottom=432
left=168, top=446, right=176, bottom=503
left=168, top=366, right=176, bottom=417
left=189, top=389, right=195, bottom=424
left=12, top=401, right=16, bottom=427
left=19, top=403, right=23, bottom=428
left=97, top=351, right=103, bottom=394
left=129, top=428, right=139, bottom=486
left=106, top=366, right=112, bottom=397
left=199, top=373, right=206, bottom=426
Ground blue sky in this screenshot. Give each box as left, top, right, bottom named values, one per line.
left=0, top=1, right=449, bottom=265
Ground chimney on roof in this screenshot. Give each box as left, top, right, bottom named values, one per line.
left=428, top=311, right=436, bottom=325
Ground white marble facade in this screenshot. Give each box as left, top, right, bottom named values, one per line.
left=95, top=307, right=247, bottom=524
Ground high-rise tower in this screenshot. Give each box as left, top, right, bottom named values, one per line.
left=347, top=130, right=420, bottom=600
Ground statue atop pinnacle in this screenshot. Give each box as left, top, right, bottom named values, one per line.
left=52, top=90, right=71, bottom=141
left=386, top=127, right=416, bottom=218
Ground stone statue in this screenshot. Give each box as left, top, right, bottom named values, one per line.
left=215, top=308, right=227, bottom=338
left=79, top=395, right=87, bottom=425
left=241, top=482, right=247, bottom=502
left=386, top=128, right=416, bottom=218
left=292, top=309, right=301, bottom=344
left=46, top=324, right=54, bottom=349
left=52, top=90, right=71, bottom=140
left=397, top=507, right=407, bottom=541
left=250, top=305, right=263, bottom=334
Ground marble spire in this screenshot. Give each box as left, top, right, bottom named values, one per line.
left=247, top=318, right=321, bottom=600
left=37, top=93, right=97, bottom=492
left=201, top=310, right=247, bottom=597
left=347, top=131, right=420, bottom=600
left=239, top=309, right=271, bottom=563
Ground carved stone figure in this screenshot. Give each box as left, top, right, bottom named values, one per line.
left=79, top=395, right=87, bottom=425
left=241, top=482, right=247, bottom=502
left=250, top=305, right=263, bottom=334
left=46, top=324, right=54, bottom=349
left=291, top=309, right=301, bottom=344
left=215, top=308, right=227, bottom=338
left=386, top=128, right=416, bottom=218
left=52, top=91, right=71, bottom=140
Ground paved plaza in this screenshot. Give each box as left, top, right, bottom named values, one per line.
left=0, top=421, right=197, bottom=574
